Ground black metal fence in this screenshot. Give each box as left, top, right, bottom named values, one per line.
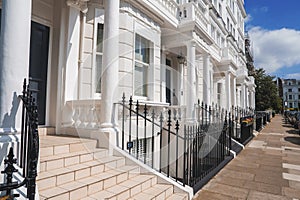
left=118, top=94, right=232, bottom=192
left=255, top=111, right=271, bottom=131
left=228, top=107, right=254, bottom=145
left=0, top=79, right=39, bottom=200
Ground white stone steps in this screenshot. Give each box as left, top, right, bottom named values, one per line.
left=38, top=135, right=189, bottom=200
left=166, top=193, right=189, bottom=200
left=40, top=135, right=97, bottom=157
left=39, top=166, right=140, bottom=200
left=38, top=155, right=126, bottom=190
left=40, top=148, right=108, bottom=172
left=88, top=174, right=158, bottom=200
left=130, top=184, right=173, bottom=200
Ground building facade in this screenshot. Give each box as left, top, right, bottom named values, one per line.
left=283, top=79, right=300, bottom=110
left=0, top=0, right=255, bottom=133
left=0, top=0, right=255, bottom=197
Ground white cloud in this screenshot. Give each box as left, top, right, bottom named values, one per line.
left=286, top=73, right=300, bottom=79
left=248, top=27, right=300, bottom=73
left=245, top=14, right=253, bottom=23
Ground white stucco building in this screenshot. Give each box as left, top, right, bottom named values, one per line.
left=0, top=0, right=255, bottom=198
left=0, top=0, right=255, bottom=133
left=283, top=79, right=300, bottom=110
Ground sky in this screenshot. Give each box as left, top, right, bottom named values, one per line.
left=244, top=0, right=300, bottom=79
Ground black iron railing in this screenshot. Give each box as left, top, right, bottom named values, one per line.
left=118, top=94, right=232, bottom=192
left=0, top=79, right=39, bottom=200
left=229, top=106, right=254, bottom=144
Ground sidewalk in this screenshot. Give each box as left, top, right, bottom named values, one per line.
left=193, top=115, right=300, bottom=199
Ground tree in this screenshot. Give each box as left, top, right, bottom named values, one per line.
left=253, top=68, right=282, bottom=112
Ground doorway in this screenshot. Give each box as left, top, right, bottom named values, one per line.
left=29, top=21, right=50, bottom=125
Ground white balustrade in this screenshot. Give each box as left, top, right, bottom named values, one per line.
left=179, top=2, right=209, bottom=32
left=65, top=100, right=101, bottom=129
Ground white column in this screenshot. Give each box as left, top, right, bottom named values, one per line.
left=232, top=76, right=237, bottom=107
left=203, top=54, right=210, bottom=105
left=0, top=0, right=32, bottom=132
left=186, top=41, right=196, bottom=121
left=225, top=72, right=231, bottom=111
left=241, top=84, right=246, bottom=109
left=100, top=0, right=120, bottom=129
left=179, top=61, right=185, bottom=106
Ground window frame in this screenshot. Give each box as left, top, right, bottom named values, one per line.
left=93, top=9, right=105, bottom=98
left=134, top=34, right=151, bottom=98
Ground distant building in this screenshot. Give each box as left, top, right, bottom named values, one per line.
left=283, top=79, right=300, bottom=110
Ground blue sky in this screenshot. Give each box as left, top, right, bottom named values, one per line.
left=245, top=0, right=300, bottom=79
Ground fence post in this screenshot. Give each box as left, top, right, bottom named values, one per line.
left=175, top=120, right=179, bottom=182
left=143, top=104, right=148, bottom=164
left=136, top=101, right=139, bottom=159
left=121, top=93, right=125, bottom=150
left=128, top=96, right=133, bottom=154
left=167, top=110, right=171, bottom=177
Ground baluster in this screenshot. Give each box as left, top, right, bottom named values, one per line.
left=86, top=106, right=94, bottom=129
left=151, top=109, right=155, bottom=168
left=159, top=112, right=163, bottom=173
left=183, top=125, right=187, bottom=186
left=175, top=120, right=179, bottom=182
left=128, top=96, right=133, bottom=154
left=167, top=110, right=171, bottom=177
left=143, top=104, right=148, bottom=164
left=136, top=101, right=139, bottom=159
left=122, top=93, right=125, bottom=150
left=201, top=102, right=204, bottom=128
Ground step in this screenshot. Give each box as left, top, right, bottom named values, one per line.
left=88, top=174, right=158, bottom=200
left=38, top=155, right=127, bottom=190
left=166, top=193, right=189, bottom=200
left=40, top=148, right=108, bottom=172
left=40, top=135, right=97, bottom=157
left=38, top=126, right=56, bottom=136
left=129, top=184, right=174, bottom=200
left=39, top=166, right=142, bottom=200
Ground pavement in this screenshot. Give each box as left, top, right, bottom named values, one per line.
left=193, top=115, right=300, bottom=200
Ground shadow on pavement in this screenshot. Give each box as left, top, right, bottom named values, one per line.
left=284, top=136, right=300, bottom=146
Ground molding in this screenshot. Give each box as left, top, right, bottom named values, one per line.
left=66, top=0, right=89, bottom=13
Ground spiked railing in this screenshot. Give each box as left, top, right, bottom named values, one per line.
left=0, top=79, right=39, bottom=200
left=117, top=93, right=232, bottom=192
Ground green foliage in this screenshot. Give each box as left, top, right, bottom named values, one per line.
left=253, top=68, right=282, bottom=112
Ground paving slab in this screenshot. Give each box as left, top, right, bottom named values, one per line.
left=194, top=115, right=300, bottom=199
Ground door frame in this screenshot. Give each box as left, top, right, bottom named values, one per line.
left=31, top=18, right=53, bottom=126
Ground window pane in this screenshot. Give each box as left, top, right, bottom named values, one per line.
left=134, top=63, right=147, bottom=96
left=97, top=23, right=104, bottom=53
left=135, top=35, right=149, bottom=63
left=96, top=55, right=102, bottom=93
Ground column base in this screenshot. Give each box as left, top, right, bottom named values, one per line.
left=90, top=124, right=119, bottom=155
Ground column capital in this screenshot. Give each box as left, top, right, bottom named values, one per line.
left=66, top=0, right=89, bottom=13
left=185, top=40, right=197, bottom=48
left=202, top=53, right=210, bottom=60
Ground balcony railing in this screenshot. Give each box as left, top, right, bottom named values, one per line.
left=154, top=0, right=178, bottom=17
left=179, top=2, right=209, bottom=32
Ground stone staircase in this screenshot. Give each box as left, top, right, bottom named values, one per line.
left=38, top=134, right=189, bottom=200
